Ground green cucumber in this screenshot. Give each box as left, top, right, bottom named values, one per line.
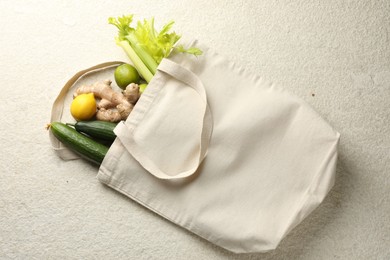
left=68, top=121, right=117, bottom=142
left=50, top=122, right=108, bottom=165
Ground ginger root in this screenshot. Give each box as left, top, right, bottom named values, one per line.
left=98, top=98, right=116, bottom=109
left=123, top=83, right=141, bottom=104
left=96, top=108, right=123, bottom=122
left=74, top=80, right=140, bottom=122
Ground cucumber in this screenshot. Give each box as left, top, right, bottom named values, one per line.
left=50, top=122, right=108, bottom=165
left=68, top=121, right=117, bottom=142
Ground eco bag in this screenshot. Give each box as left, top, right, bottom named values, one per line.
left=96, top=38, right=340, bottom=253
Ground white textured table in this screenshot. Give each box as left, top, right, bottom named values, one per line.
left=1, top=1, right=389, bottom=259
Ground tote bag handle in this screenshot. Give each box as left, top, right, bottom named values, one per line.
left=114, top=59, right=213, bottom=180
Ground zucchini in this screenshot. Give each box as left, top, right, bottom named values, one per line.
left=50, top=122, right=108, bottom=165
left=68, top=121, right=117, bottom=142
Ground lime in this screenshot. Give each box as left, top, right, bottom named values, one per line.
left=139, top=83, right=148, bottom=94
left=114, top=64, right=140, bottom=89
left=70, top=93, right=96, bottom=121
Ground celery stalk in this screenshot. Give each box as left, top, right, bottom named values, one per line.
left=109, top=14, right=202, bottom=83
left=126, top=34, right=158, bottom=75
left=117, top=40, right=154, bottom=83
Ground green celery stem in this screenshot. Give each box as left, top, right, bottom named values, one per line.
left=117, top=40, right=153, bottom=83
left=126, top=35, right=158, bottom=75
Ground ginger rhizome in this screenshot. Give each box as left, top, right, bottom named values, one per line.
left=74, top=80, right=140, bottom=122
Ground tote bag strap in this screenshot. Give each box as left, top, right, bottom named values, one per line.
left=49, top=61, right=124, bottom=160
left=115, top=58, right=213, bottom=180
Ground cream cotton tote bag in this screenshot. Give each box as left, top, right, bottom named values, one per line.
left=96, top=39, right=340, bottom=253
left=50, top=38, right=340, bottom=253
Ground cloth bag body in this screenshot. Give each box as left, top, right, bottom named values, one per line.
left=96, top=38, right=340, bottom=253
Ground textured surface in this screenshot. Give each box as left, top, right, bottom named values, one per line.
left=0, top=0, right=389, bottom=259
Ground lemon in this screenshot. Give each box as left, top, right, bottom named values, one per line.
left=70, top=93, right=97, bottom=121
left=114, top=64, right=140, bottom=89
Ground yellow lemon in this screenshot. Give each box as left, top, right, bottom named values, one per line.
left=70, top=93, right=97, bottom=121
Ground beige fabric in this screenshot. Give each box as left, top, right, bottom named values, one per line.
left=96, top=39, right=340, bottom=253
